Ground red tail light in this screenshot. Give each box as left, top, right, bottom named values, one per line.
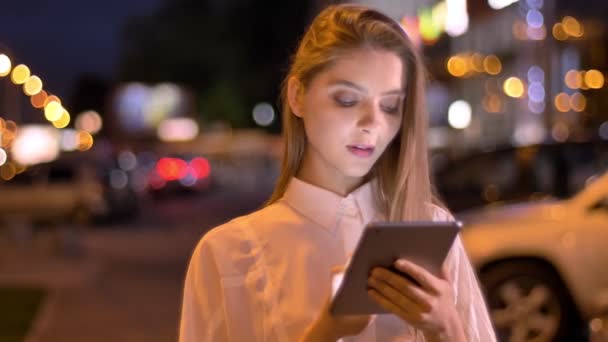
left=189, top=157, right=210, bottom=179
left=156, top=158, right=189, bottom=181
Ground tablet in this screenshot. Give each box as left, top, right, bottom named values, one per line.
left=329, top=220, right=462, bottom=315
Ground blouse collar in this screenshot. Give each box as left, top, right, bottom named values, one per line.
left=282, top=176, right=379, bottom=233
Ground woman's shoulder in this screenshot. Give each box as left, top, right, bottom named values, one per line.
left=202, top=200, right=293, bottom=243
left=190, top=201, right=294, bottom=276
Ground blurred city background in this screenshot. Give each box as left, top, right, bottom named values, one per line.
left=1, top=0, right=607, bottom=341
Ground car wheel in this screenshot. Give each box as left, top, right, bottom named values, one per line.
left=480, top=260, right=585, bottom=342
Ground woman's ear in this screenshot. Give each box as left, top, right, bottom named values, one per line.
left=287, top=76, right=304, bottom=118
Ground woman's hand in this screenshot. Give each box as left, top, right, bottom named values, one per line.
left=366, top=259, right=466, bottom=342
left=300, top=265, right=372, bottom=342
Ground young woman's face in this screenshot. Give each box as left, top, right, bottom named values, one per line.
left=292, top=49, right=405, bottom=189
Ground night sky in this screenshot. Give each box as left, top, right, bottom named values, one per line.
left=0, top=0, right=166, bottom=100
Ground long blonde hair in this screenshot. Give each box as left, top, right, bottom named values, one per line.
left=266, top=4, right=441, bottom=221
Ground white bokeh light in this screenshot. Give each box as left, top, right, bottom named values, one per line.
left=252, top=102, right=275, bottom=127
left=448, top=100, right=472, bottom=129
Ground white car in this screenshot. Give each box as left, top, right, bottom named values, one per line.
left=461, top=171, right=608, bottom=341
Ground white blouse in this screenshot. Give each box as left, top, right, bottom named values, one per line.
left=179, top=177, right=497, bottom=341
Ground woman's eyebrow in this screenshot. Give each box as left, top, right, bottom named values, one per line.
left=327, top=79, right=404, bottom=96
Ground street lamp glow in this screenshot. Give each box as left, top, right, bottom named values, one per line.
left=52, top=110, right=71, bottom=129
left=11, top=64, right=30, bottom=85
left=503, top=77, right=525, bottom=98
left=447, top=56, right=467, bottom=77
left=77, top=131, right=94, bottom=151
left=0, top=54, right=11, bottom=77
left=31, top=90, right=48, bottom=109
left=448, top=100, right=472, bottom=129
left=483, top=55, right=502, bottom=75
left=0, top=147, right=7, bottom=166
left=584, top=69, right=604, bottom=89
left=75, top=110, right=103, bottom=134
left=488, top=0, right=519, bottom=10
left=44, top=101, right=64, bottom=122
left=23, top=75, right=43, bottom=96
left=445, top=0, right=469, bottom=37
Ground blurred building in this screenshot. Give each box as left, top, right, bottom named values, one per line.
left=324, top=0, right=608, bottom=156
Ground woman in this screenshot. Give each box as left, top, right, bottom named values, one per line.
left=179, top=4, right=496, bottom=341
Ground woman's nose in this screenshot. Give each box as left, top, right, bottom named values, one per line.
left=357, top=101, right=380, bottom=131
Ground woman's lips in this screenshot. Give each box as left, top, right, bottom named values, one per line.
left=346, top=145, right=375, bottom=157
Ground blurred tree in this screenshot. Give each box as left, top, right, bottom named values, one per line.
left=117, top=0, right=314, bottom=132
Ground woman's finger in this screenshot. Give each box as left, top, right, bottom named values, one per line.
left=370, top=267, right=433, bottom=307
left=368, top=275, right=429, bottom=313
left=393, top=259, right=441, bottom=293
left=367, top=289, right=421, bottom=323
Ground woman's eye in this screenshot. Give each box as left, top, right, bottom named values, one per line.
left=333, top=93, right=359, bottom=107
left=379, top=96, right=403, bottom=114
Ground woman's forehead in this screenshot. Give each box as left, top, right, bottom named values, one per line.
left=315, top=50, right=405, bottom=93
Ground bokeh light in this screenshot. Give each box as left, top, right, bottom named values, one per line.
left=552, top=23, right=568, bottom=41
left=44, top=95, right=61, bottom=107
left=252, top=102, right=275, bottom=127
left=482, top=94, right=502, bottom=113
left=52, top=110, right=71, bottom=129
left=483, top=55, right=502, bottom=75
left=528, top=100, right=545, bottom=114
left=118, top=151, right=137, bottom=171
left=503, top=77, right=525, bottom=98
left=565, top=70, right=583, bottom=89
left=552, top=123, right=570, bottom=142
left=527, top=83, right=545, bottom=102
left=554, top=92, right=570, bottom=112
left=23, top=75, right=43, bottom=96
left=526, top=10, right=543, bottom=29
left=527, top=66, right=544, bottom=83
left=0, top=54, right=11, bottom=77
left=0, top=147, right=6, bottom=166
left=10, top=64, right=30, bottom=85
left=44, top=102, right=64, bottom=122
left=469, top=53, right=484, bottom=73
left=447, top=56, right=467, bottom=77
left=569, top=92, right=586, bottom=112
left=77, top=131, right=94, bottom=151
left=584, top=69, right=604, bottom=89
left=75, top=110, right=103, bottom=134
left=0, top=162, right=16, bottom=181
left=60, top=129, right=79, bottom=151
left=562, top=16, right=583, bottom=38
left=31, top=90, right=48, bottom=109
left=448, top=100, right=472, bottom=129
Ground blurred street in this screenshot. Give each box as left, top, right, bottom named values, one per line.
left=0, top=184, right=273, bottom=342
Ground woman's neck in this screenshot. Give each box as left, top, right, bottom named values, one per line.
left=296, top=163, right=364, bottom=197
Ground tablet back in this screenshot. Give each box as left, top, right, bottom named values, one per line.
left=330, top=221, right=461, bottom=315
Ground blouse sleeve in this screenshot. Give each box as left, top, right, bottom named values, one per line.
left=179, top=237, right=230, bottom=342
left=446, top=236, right=497, bottom=341
left=433, top=206, right=497, bottom=341
left=179, top=221, right=267, bottom=342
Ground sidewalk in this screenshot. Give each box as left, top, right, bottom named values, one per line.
left=0, top=223, right=204, bottom=342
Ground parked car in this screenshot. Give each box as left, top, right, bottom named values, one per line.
left=434, top=141, right=608, bottom=213
left=0, top=161, right=107, bottom=227
left=460, top=171, right=608, bottom=341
